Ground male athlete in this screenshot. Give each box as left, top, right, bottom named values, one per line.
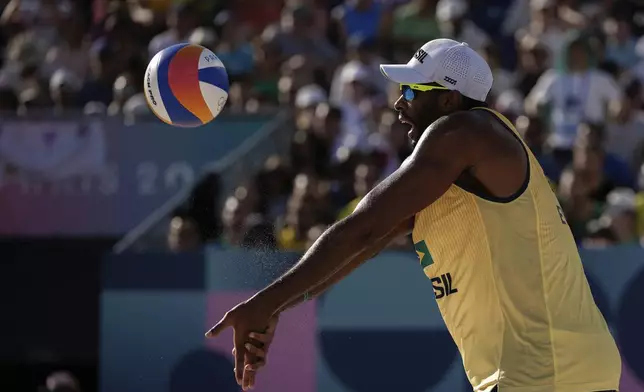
left=207, top=39, right=621, bottom=392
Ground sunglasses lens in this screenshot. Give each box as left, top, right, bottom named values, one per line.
left=402, top=86, right=415, bottom=101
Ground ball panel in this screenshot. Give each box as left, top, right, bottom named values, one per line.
left=168, top=45, right=214, bottom=124
left=144, top=51, right=171, bottom=124
left=199, top=82, right=228, bottom=118
left=197, top=67, right=230, bottom=93
left=198, top=49, right=225, bottom=70
left=156, top=43, right=202, bottom=127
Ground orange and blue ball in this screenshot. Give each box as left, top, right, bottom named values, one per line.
left=144, top=43, right=229, bottom=127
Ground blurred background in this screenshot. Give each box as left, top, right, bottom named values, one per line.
left=1, top=0, right=644, bottom=391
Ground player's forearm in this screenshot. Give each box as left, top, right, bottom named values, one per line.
left=253, top=219, right=371, bottom=314
left=276, top=233, right=397, bottom=313
left=261, top=218, right=412, bottom=315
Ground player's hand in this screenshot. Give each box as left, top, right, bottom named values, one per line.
left=205, top=299, right=275, bottom=390
left=231, top=316, right=279, bottom=390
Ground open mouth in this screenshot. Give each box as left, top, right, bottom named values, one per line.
left=398, top=114, right=413, bottom=126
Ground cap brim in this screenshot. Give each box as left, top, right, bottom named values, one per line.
left=379, top=64, right=429, bottom=84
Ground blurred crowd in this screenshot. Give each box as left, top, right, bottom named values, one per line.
left=166, top=0, right=644, bottom=253
left=3, top=0, right=644, bottom=252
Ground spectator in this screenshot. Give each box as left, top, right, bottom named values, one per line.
left=248, top=34, right=282, bottom=106
left=49, top=69, right=83, bottom=113
left=220, top=195, right=253, bottom=247
left=241, top=213, right=278, bottom=251
left=277, top=186, right=322, bottom=251
left=329, top=148, right=365, bottom=208
left=185, top=173, right=222, bottom=242
left=603, top=16, right=638, bottom=70
left=189, top=26, right=218, bottom=50
left=212, top=11, right=255, bottom=84
left=255, top=155, right=293, bottom=221
left=230, top=0, right=282, bottom=35
left=514, top=37, right=550, bottom=97
left=122, top=94, right=151, bottom=125
left=330, top=34, right=387, bottom=106
left=525, top=34, right=622, bottom=163
left=148, top=2, right=200, bottom=57
left=78, top=42, right=120, bottom=107
left=337, top=161, right=381, bottom=219
left=480, top=42, right=517, bottom=101
left=277, top=55, right=318, bottom=106
left=391, top=0, right=441, bottom=57
left=600, top=188, right=639, bottom=245
left=376, top=110, right=411, bottom=177
left=515, top=114, right=560, bottom=184
left=289, top=128, right=318, bottom=175
left=167, top=212, right=203, bottom=252
left=1, top=31, right=50, bottom=107
left=0, top=0, right=71, bottom=46
left=494, top=89, right=525, bottom=122
left=515, top=0, right=569, bottom=62
left=295, top=84, right=328, bottom=128
left=576, top=122, right=634, bottom=190
left=436, top=0, right=489, bottom=51
left=269, top=4, right=338, bottom=66
left=558, top=166, right=603, bottom=241
left=583, top=221, right=617, bottom=248
left=99, top=10, right=144, bottom=69
left=334, top=62, right=380, bottom=158
left=310, top=103, right=344, bottom=177
left=41, top=9, right=90, bottom=81
left=107, top=73, right=138, bottom=116
left=331, top=0, right=390, bottom=47
left=605, top=80, right=644, bottom=169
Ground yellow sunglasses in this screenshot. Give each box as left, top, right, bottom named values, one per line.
left=400, top=83, right=449, bottom=101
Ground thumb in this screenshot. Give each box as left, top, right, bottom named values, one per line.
left=205, top=314, right=231, bottom=338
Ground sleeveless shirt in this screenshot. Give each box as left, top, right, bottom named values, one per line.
left=411, top=108, right=621, bottom=392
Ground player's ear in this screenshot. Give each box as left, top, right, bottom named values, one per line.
left=438, top=90, right=461, bottom=111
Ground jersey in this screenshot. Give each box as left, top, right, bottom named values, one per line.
left=411, top=108, right=621, bottom=392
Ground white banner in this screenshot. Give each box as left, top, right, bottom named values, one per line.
left=0, top=120, right=107, bottom=180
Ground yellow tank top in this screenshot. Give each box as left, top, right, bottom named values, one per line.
left=411, top=108, right=621, bottom=392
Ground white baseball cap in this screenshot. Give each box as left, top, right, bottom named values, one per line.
left=379, top=39, right=494, bottom=102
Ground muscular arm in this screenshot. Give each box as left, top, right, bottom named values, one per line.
left=276, top=217, right=412, bottom=313
left=254, top=112, right=486, bottom=315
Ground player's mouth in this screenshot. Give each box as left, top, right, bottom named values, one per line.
left=399, top=114, right=414, bottom=127
left=399, top=114, right=416, bottom=140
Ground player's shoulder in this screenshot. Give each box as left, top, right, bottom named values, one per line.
left=413, top=110, right=493, bottom=164
left=423, top=109, right=493, bottom=145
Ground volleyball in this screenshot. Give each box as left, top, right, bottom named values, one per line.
left=144, top=43, right=229, bottom=127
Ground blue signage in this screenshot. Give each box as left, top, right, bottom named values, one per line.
left=0, top=114, right=275, bottom=236
left=100, top=246, right=644, bottom=392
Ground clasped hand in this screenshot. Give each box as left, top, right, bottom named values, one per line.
left=206, top=300, right=279, bottom=390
